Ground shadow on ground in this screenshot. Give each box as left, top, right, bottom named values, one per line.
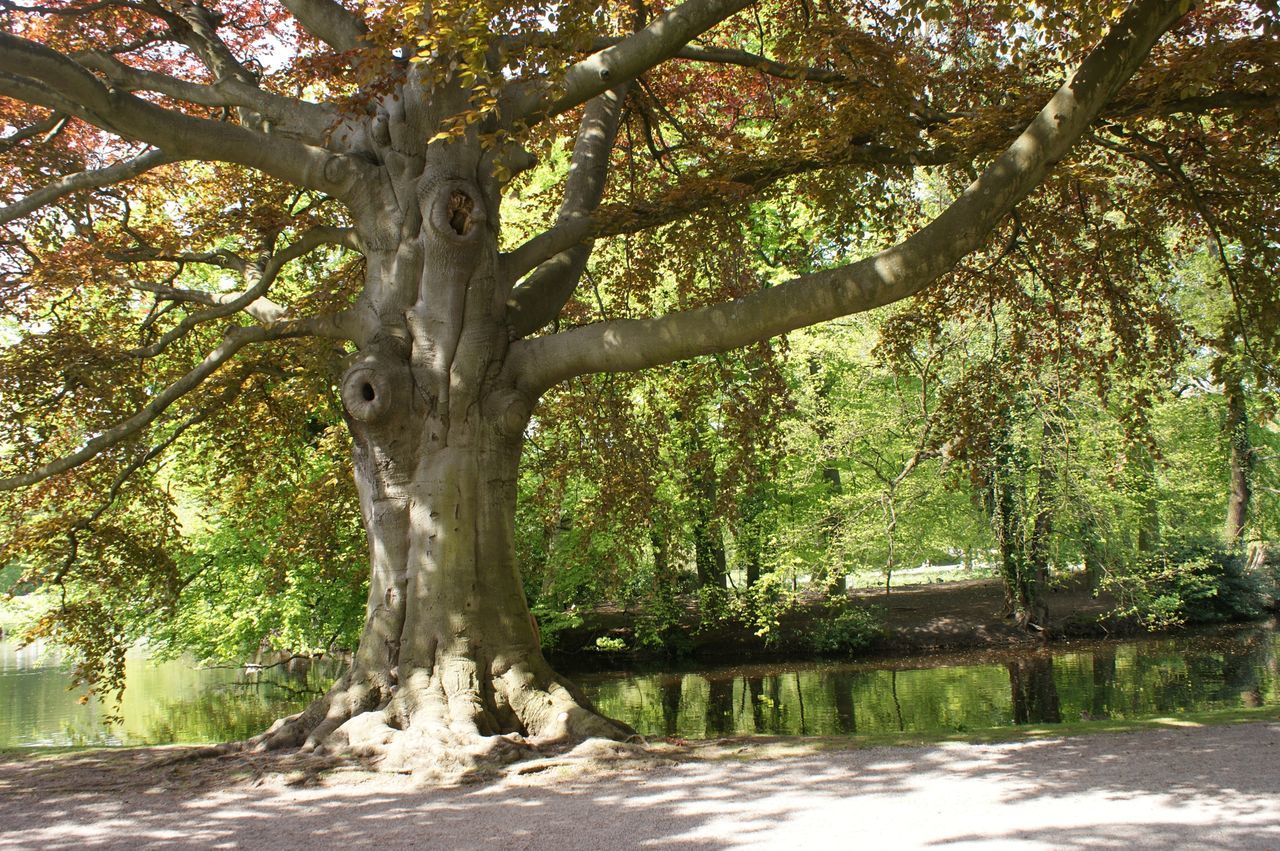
left=2, top=721, right=1278, bottom=849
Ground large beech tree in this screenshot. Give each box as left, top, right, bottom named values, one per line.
left=2, top=0, right=1264, bottom=768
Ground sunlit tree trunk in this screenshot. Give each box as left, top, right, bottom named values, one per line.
left=260, top=143, right=629, bottom=766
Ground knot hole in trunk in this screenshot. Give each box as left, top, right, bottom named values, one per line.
left=447, top=191, right=474, bottom=236
left=425, top=180, right=486, bottom=244
left=341, top=358, right=406, bottom=424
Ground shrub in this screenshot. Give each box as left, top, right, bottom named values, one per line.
left=1107, top=540, right=1264, bottom=629
left=530, top=604, right=584, bottom=652
left=807, top=601, right=884, bottom=655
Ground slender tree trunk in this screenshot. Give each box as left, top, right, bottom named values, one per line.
left=694, top=523, right=729, bottom=589
left=650, top=525, right=673, bottom=587
left=1025, top=422, right=1058, bottom=627
left=812, top=357, right=848, bottom=595
left=686, top=420, right=729, bottom=589
left=986, top=433, right=1031, bottom=622
left=738, top=481, right=766, bottom=587
left=1127, top=442, right=1160, bottom=555
left=1079, top=509, right=1106, bottom=595
left=1223, top=368, right=1253, bottom=548
left=883, top=492, right=897, bottom=596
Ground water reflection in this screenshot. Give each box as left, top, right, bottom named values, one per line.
left=577, top=627, right=1280, bottom=738
left=1, top=626, right=1276, bottom=747
left=0, top=640, right=340, bottom=748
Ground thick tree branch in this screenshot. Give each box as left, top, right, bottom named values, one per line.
left=0, top=148, right=174, bottom=226
left=510, top=0, right=754, bottom=124
left=126, top=226, right=361, bottom=357
left=513, top=0, right=1193, bottom=391
left=1114, top=89, right=1280, bottom=118
left=280, top=0, right=370, bottom=54
left=503, top=138, right=950, bottom=284
left=74, top=50, right=335, bottom=142
left=0, top=33, right=368, bottom=198
left=0, top=322, right=314, bottom=492
left=586, top=36, right=846, bottom=83
left=505, top=85, right=630, bottom=337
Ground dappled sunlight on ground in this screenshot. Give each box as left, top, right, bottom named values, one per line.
left=1, top=722, right=1278, bottom=849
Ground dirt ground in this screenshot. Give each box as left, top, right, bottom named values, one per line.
left=2, top=721, right=1278, bottom=849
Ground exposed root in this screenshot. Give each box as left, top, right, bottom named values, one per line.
left=251, top=657, right=636, bottom=783
left=250, top=667, right=395, bottom=753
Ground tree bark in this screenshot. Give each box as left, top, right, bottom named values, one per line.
left=1127, top=442, right=1161, bottom=555
left=1025, top=421, right=1058, bottom=627
left=811, top=359, right=848, bottom=594
left=245, top=0, right=1186, bottom=769
left=689, top=428, right=729, bottom=590
left=257, top=135, right=630, bottom=771
left=1222, top=367, right=1252, bottom=548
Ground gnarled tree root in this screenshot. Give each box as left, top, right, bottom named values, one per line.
left=249, top=659, right=636, bottom=782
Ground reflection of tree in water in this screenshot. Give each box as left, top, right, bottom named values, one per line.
left=147, top=673, right=329, bottom=745
left=829, top=673, right=856, bottom=734
left=578, top=629, right=1279, bottom=740
left=891, top=670, right=905, bottom=732
left=747, top=677, right=766, bottom=733
left=1215, top=631, right=1272, bottom=708
left=659, top=675, right=683, bottom=737
left=795, top=672, right=808, bottom=735
left=705, top=676, right=735, bottom=736
left=1008, top=655, right=1061, bottom=724
left=1136, top=631, right=1271, bottom=714
left=1090, top=647, right=1116, bottom=719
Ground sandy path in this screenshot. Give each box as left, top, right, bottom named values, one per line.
left=2, top=722, right=1278, bottom=849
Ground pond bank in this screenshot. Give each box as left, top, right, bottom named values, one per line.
left=549, top=575, right=1165, bottom=666
left=2, top=717, right=1277, bottom=849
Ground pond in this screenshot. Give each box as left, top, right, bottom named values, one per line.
left=1, top=625, right=1277, bottom=748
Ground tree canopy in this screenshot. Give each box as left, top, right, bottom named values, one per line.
left=1, top=0, right=1277, bottom=772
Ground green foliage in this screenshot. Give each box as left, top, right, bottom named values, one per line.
left=593, top=636, right=627, bottom=653
left=1106, top=540, right=1265, bottom=630
left=0, top=587, right=54, bottom=636
left=806, top=601, right=885, bottom=656
left=529, top=603, right=583, bottom=653
left=634, top=591, right=691, bottom=653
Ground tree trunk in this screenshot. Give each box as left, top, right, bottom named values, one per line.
left=737, top=481, right=766, bottom=587
left=694, top=522, right=729, bottom=589
left=256, top=152, right=629, bottom=772
left=1024, top=421, right=1057, bottom=627
left=1223, top=368, right=1252, bottom=548
left=691, top=448, right=728, bottom=590
left=1127, top=442, right=1160, bottom=555
left=986, top=433, right=1032, bottom=622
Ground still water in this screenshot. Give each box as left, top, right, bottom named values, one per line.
left=1, top=626, right=1277, bottom=748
